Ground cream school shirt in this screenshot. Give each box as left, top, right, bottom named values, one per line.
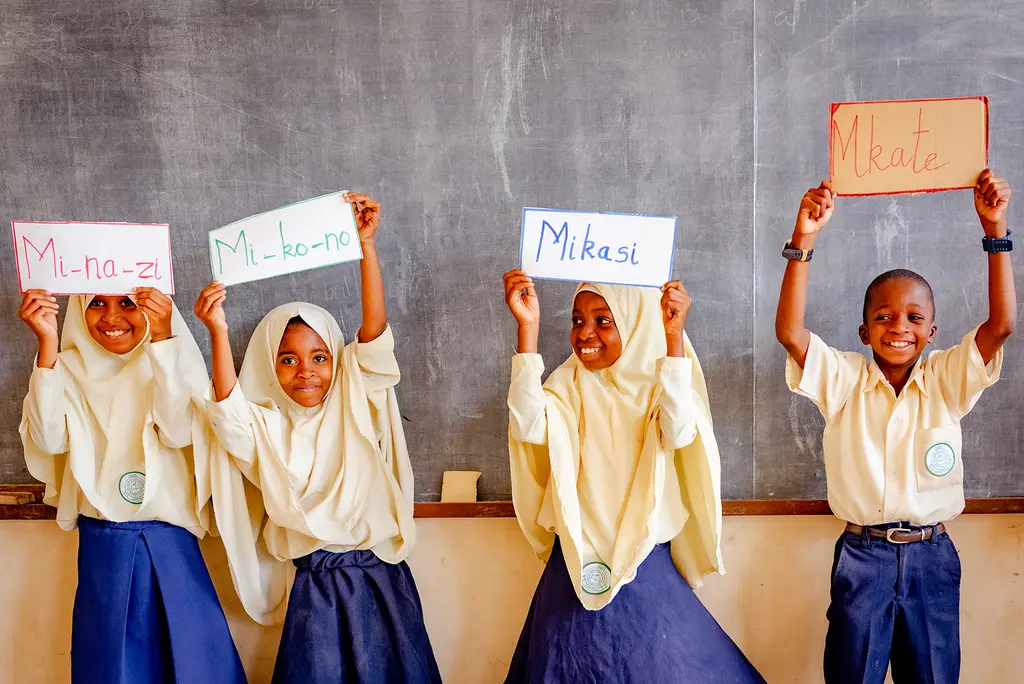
left=508, top=283, right=725, bottom=611
left=20, top=296, right=211, bottom=536
left=786, top=325, right=1002, bottom=526
left=206, top=303, right=414, bottom=625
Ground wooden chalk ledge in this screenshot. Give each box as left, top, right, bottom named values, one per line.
left=2, top=485, right=1024, bottom=519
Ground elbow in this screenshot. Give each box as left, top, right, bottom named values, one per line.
left=509, top=414, right=547, bottom=445
left=357, top=323, right=387, bottom=344
left=156, top=429, right=191, bottom=450
left=775, top=321, right=796, bottom=349
left=666, top=424, right=698, bottom=451
left=989, top=317, right=1016, bottom=342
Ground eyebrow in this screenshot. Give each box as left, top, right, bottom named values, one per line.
left=277, top=347, right=331, bottom=357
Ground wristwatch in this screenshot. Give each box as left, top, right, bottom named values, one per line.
left=782, top=240, right=813, bottom=262
left=982, top=230, right=1013, bottom=253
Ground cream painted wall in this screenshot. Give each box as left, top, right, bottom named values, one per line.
left=2, top=515, right=1023, bottom=683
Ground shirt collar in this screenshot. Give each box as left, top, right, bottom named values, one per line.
left=863, top=355, right=928, bottom=397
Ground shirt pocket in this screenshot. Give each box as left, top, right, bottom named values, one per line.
left=914, top=426, right=963, bottom=493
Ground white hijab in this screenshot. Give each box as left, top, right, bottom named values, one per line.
left=211, top=303, right=414, bottom=625
left=22, top=295, right=212, bottom=535
left=509, top=283, right=724, bottom=609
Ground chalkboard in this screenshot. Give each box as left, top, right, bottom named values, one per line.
left=0, top=0, right=1020, bottom=502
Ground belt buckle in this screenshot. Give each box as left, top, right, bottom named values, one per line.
left=885, top=527, right=913, bottom=544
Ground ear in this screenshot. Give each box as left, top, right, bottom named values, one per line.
left=858, top=324, right=870, bottom=345
left=928, top=324, right=937, bottom=343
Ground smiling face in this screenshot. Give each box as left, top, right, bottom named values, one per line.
left=275, top=318, right=334, bottom=407
left=84, top=296, right=149, bottom=354
left=859, top=277, right=936, bottom=375
left=570, top=290, right=623, bottom=370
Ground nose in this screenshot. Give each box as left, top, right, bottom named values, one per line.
left=102, top=308, right=124, bottom=324
left=578, top=321, right=597, bottom=342
left=295, top=362, right=315, bottom=378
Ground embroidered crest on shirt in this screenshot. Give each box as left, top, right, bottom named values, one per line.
left=581, top=561, right=612, bottom=595
left=118, top=471, right=146, bottom=505
left=925, top=443, right=956, bottom=477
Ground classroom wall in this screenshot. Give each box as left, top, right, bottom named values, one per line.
left=2, top=515, right=1023, bottom=683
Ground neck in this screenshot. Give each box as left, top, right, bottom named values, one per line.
left=875, top=355, right=922, bottom=396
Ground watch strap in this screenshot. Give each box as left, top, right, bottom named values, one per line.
left=982, top=230, right=1013, bottom=253
left=782, top=240, right=813, bottom=262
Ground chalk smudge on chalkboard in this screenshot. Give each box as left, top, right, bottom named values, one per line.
left=870, top=198, right=909, bottom=268
left=490, top=0, right=568, bottom=200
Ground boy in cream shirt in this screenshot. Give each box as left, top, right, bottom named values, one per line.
left=775, top=169, right=1015, bottom=684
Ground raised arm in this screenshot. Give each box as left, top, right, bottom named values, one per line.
left=19, top=289, right=59, bottom=369
left=658, top=280, right=697, bottom=448
left=503, top=270, right=547, bottom=444
left=973, top=169, right=1016, bottom=364
left=660, top=280, right=691, bottom=358
left=136, top=287, right=197, bottom=448
left=345, top=192, right=388, bottom=343
left=194, top=281, right=237, bottom=402
left=19, top=290, right=68, bottom=454
left=503, top=269, right=540, bottom=353
left=775, top=181, right=836, bottom=368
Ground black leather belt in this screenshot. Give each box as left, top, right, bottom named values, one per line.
left=845, top=522, right=946, bottom=544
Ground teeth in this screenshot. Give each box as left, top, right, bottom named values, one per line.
left=103, top=330, right=128, bottom=338
left=580, top=347, right=600, bottom=356
left=886, top=341, right=912, bottom=349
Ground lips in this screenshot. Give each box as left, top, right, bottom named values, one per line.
left=578, top=346, right=603, bottom=358
left=884, top=340, right=914, bottom=350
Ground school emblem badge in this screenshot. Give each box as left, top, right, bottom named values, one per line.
left=119, top=471, right=146, bottom=505
left=925, top=443, right=956, bottom=477
left=581, top=561, right=612, bottom=595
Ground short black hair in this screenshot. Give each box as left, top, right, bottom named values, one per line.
left=862, top=269, right=935, bottom=324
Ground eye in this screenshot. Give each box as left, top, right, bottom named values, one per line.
left=88, top=299, right=104, bottom=308
left=571, top=316, right=583, bottom=326
left=597, top=316, right=613, bottom=325
left=909, top=314, right=924, bottom=321
left=120, top=298, right=136, bottom=309
left=875, top=314, right=891, bottom=322
left=279, top=356, right=296, bottom=365
left=314, top=354, right=329, bottom=363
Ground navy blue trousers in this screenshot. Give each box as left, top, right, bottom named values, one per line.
left=272, top=549, right=442, bottom=684
left=824, top=525, right=961, bottom=684
left=72, top=517, right=246, bottom=684
left=505, top=538, right=766, bottom=684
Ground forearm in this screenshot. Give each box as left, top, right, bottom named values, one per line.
left=976, top=228, right=1016, bottom=362
left=775, top=233, right=815, bottom=363
left=36, top=336, right=57, bottom=369
left=210, top=331, right=238, bottom=402
left=666, top=333, right=684, bottom=358
left=986, top=252, right=1016, bottom=333
left=508, top=354, right=547, bottom=444
left=358, top=242, right=387, bottom=342
left=517, top=323, right=539, bottom=353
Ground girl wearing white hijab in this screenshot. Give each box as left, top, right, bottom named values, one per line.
left=196, top=193, right=440, bottom=684
left=501, top=270, right=765, bottom=683
left=18, top=287, right=245, bottom=684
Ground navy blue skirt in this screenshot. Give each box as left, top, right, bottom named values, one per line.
left=506, top=538, right=766, bottom=684
left=272, top=549, right=442, bottom=684
left=72, top=517, right=246, bottom=684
